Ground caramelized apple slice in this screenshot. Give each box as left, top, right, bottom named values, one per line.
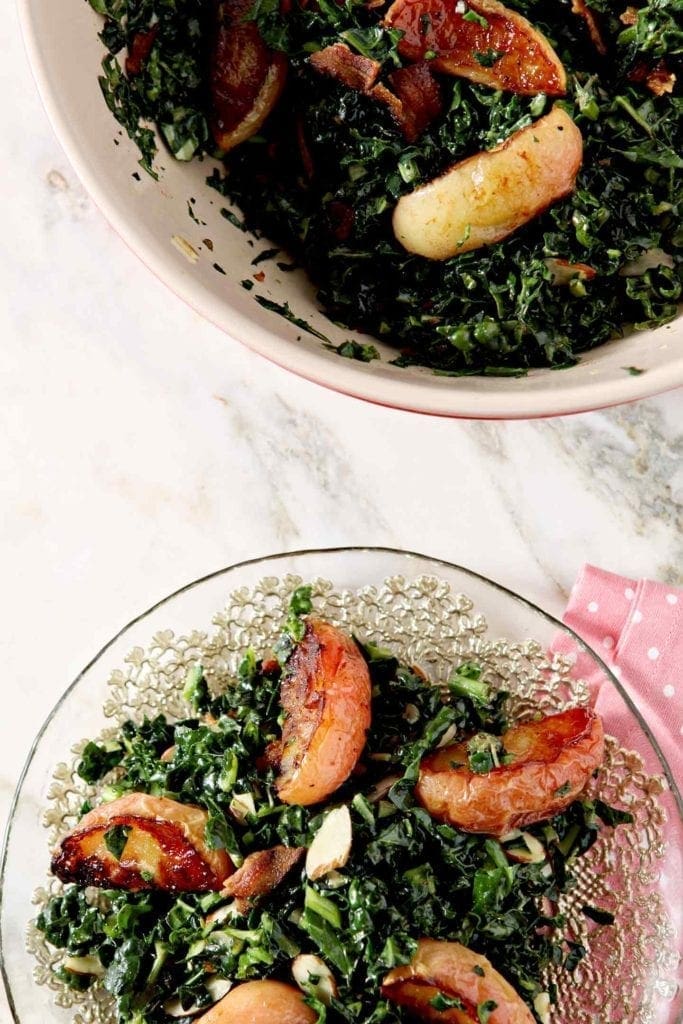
left=197, top=980, right=317, bottom=1023
left=382, top=939, right=535, bottom=1023
left=392, top=106, right=583, bottom=259
left=222, top=845, right=304, bottom=901
left=51, top=793, right=232, bottom=892
left=269, top=618, right=371, bottom=805
left=384, top=0, right=566, bottom=95
left=416, top=707, right=604, bottom=835
left=209, top=0, right=287, bottom=152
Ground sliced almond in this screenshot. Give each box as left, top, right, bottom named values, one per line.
left=229, top=792, right=256, bottom=824
left=62, top=954, right=105, bottom=976
left=305, top=805, right=352, bottom=881
left=292, top=954, right=338, bottom=1005
left=534, top=991, right=552, bottom=1024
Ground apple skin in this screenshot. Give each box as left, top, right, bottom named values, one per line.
left=392, top=106, right=583, bottom=260
left=382, top=939, right=536, bottom=1023
left=268, top=618, right=371, bottom=806
left=209, top=0, right=287, bottom=153
left=51, top=793, right=232, bottom=892
left=197, top=980, right=317, bottom=1024
left=384, top=0, right=566, bottom=96
left=415, top=707, right=605, bottom=835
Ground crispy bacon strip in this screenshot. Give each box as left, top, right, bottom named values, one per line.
left=571, top=0, right=607, bottom=55
left=309, top=43, right=382, bottom=92
left=222, top=845, right=304, bottom=900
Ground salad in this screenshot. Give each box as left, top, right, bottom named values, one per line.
left=91, top=0, right=681, bottom=375
left=37, top=587, right=633, bottom=1023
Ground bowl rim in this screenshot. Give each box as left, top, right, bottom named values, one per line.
left=17, top=0, right=683, bottom=419
left=2, top=545, right=682, bottom=1023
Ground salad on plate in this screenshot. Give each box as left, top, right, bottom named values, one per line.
left=37, top=587, right=633, bottom=1023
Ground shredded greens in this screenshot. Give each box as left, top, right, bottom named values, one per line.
left=39, top=590, right=632, bottom=1022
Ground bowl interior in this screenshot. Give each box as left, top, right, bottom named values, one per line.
left=19, top=0, right=683, bottom=417
left=2, top=548, right=682, bottom=1023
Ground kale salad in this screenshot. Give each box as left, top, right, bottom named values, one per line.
left=90, top=0, right=681, bottom=375
left=38, top=587, right=633, bottom=1024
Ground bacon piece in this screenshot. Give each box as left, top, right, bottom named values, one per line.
left=125, top=27, right=159, bottom=77
left=371, top=65, right=443, bottom=142
left=571, top=0, right=607, bottom=54
left=222, top=845, right=304, bottom=901
left=388, top=63, right=443, bottom=140
left=619, top=5, right=638, bottom=24
left=309, top=43, right=381, bottom=92
left=210, top=0, right=287, bottom=152
left=629, top=58, right=676, bottom=96
left=384, top=0, right=566, bottom=96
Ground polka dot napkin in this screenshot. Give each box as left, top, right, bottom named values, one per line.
left=556, top=564, right=682, bottom=792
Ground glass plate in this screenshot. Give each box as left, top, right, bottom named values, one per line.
left=1, top=547, right=681, bottom=1024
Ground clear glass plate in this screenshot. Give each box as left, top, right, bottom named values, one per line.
left=1, top=547, right=681, bottom=1024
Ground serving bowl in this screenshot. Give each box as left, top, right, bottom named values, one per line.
left=18, top=0, right=682, bottom=418
left=1, top=548, right=681, bottom=1023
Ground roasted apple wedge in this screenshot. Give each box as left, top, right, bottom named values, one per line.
left=392, top=106, right=583, bottom=259
left=268, top=618, right=371, bottom=805
left=222, top=845, right=304, bottom=901
left=384, top=0, right=566, bottom=95
left=209, top=0, right=287, bottom=152
left=197, top=979, right=317, bottom=1023
left=382, top=939, right=535, bottom=1023
left=416, top=707, right=604, bottom=835
left=51, top=793, right=232, bottom=892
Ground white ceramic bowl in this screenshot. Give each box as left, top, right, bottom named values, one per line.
left=19, top=0, right=682, bottom=418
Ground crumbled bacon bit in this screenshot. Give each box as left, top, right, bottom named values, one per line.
left=253, top=270, right=266, bottom=282
left=309, top=43, right=381, bottom=92
left=370, top=64, right=442, bottom=142
left=629, top=58, right=677, bottom=96
left=328, top=200, right=355, bottom=241
left=619, top=5, right=638, bottom=24
left=570, top=0, right=607, bottom=55
left=222, top=846, right=304, bottom=901
left=387, top=63, right=443, bottom=141
left=125, top=27, right=159, bottom=77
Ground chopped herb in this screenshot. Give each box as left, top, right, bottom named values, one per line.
left=251, top=247, right=281, bottom=266
left=623, top=365, right=645, bottom=375
left=241, top=279, right=255, bottom=290
left=255, top=296, right=331, bottom=342
left=335, top=340, right=380, bottom=362
left=213, top=263, right=227, bottom=275
left=478, top=999, right=498, bottom=1023
left=474, top=49, right=505, bottom=67
left=103, top=825, right=131, bottom=860
left=77, top=741, right=124, bottom=783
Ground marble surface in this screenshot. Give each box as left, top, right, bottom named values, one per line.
left=1, top=2, right=682, bottom=1017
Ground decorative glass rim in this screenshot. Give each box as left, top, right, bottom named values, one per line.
left=2, top=545, right=681, bottom=1024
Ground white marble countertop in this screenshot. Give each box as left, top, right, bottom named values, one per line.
left=1, top=3, right=682, bottom=1017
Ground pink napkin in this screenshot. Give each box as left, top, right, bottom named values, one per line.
left=553, top=565, right=682, bottom=794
